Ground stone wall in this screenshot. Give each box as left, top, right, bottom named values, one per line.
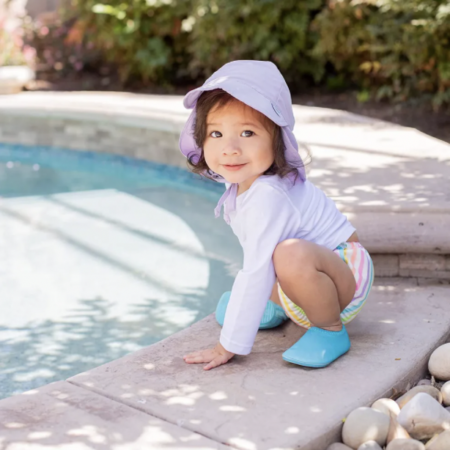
left=0, top=114, right=186, bottom=169
left=372, top=254, right=450, bottom=282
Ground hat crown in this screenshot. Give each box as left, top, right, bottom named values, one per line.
left=184, top=60, right=295, bottom=130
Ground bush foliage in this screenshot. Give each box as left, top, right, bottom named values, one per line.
left=23, top=13, right=101, bottom=78
left=64, top=0, right=194, bottom=84
left=25, top=0, right=450, bottom=106
left=63, top=0, right=323, bottom=86
left=185, top=0, right=324, bottom=85
left=312, top=0, right=450, bottom=108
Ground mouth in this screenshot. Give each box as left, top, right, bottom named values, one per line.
left=223, top=163, right=246, bottom=171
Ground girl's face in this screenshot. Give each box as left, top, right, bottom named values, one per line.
left=203, top=100, right=275, bottom=194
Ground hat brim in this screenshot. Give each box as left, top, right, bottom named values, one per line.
left=183, top=78, right=289, bottom=128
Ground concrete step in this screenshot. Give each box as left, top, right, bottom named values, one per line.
left=59, top=279, right=450, bottom=450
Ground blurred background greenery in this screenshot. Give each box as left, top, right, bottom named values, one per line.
left=2, top=0, right=450, bottom=109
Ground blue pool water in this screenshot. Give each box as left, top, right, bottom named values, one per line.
left=0, top=143, right=223, bottom=199
left=0, top=143, right=242, bottom=400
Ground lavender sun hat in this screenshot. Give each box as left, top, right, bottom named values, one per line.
left=178, top=60, right=306, bottom=223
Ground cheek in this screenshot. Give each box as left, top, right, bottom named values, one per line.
left=260, top=146, right=275, bottom=166
left=202, top=144, right=216, bottom=165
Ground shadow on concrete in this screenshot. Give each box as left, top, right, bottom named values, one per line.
left=304, top=143, right=450, bottom=210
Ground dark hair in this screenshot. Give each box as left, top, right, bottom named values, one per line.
left=186, top=88, right=309, bottom=182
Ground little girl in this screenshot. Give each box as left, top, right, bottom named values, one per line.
left=179, top=60, right=374, bottom=371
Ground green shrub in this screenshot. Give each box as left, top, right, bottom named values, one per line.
left=65, top=0, right=194, bottom=84
left=312, top=0, right=450, bottom=108
left=23, top=0, right=450, bottom=107
left=63, top=0, right=325, bottom=86
left=185, top=0, right=325, bottom=85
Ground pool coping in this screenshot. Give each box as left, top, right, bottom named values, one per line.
left=0, top=91, right=449, bottom=449
left=1, top=92, right=449, bottom=254
left=1, top=279, right=450, bottom=449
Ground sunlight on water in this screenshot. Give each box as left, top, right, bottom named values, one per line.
left=0, top=144, right=242, bottom=399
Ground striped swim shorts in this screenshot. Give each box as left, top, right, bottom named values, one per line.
left=278, top=241, right=374, bottom=329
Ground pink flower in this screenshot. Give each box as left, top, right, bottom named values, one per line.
left=40, top=27, right=49, bottom=36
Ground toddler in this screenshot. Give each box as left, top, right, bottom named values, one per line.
left=179, top=60, right=374, bottom=371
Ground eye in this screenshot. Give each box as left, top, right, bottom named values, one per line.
left=242, top=130, right=254, bottom=137
left=210, top=131, right=221, bottom=138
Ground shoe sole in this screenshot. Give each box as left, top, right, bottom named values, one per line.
left=282, top=348, right=350, bottom=368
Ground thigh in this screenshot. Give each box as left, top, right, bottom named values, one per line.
left=273, top=239, right=356, bottom=311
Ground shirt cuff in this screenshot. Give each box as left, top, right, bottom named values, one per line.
left=220, top=333, right=252, bottom=355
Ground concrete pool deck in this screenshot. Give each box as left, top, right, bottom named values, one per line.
left=0, top=92, right=449, bottom=449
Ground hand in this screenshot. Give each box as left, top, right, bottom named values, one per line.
left=183, top=342, right=235, bottom=371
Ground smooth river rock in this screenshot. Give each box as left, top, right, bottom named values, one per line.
left=326, top=444, right=353, bottom=450
left=441, top=381, right=450, bottom=406
left=397, top=393, right=450, bottom=440
left=387, top=413, right=411, bottom=442
left=396, top=386, right=442, bottom=409
left=342, top=407, right=390, bottom=449
left=372, top=398, right=401, bottom=417
left=428, top=343, right=450, bottom=381
left=358, top=441, right=382, bottom=450
left=425, top=429, right=450, bottom=450
left=386, top=438, right=425, bottom=450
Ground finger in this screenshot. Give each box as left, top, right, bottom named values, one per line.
left=184, top=356, right=204, bottom=364
left=204, top=355, right=227, bottom=371
left=184, top=353, right=214, bottom=364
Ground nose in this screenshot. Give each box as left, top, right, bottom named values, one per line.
left=221, top=136, right=241, bottom=156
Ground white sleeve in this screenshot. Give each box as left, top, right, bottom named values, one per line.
left=220, top=184, right=298, bottom=355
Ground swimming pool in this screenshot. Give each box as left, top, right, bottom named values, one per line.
left=0, top=143, right=242, bottom=400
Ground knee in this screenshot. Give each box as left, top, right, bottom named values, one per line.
left=273, top=239, right=314, bottom=276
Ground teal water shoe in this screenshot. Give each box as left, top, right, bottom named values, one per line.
left=215, top=291, right=288, bottom=329
left=282, top=325, right=351, bottom=368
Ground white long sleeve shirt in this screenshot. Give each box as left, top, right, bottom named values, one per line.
left=220, top=174, right=356, bottom=355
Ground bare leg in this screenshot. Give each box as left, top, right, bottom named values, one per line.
left=272, top=239, right=356, bottom=332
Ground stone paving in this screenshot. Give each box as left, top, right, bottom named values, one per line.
left=0, top=92, right=449, bottom=449
left=0, top=381, right=227, bottom=449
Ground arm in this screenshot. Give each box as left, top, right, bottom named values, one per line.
left=184, top=184, right=298, bottom=369
left=220, top=185, right=298, bottom=354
